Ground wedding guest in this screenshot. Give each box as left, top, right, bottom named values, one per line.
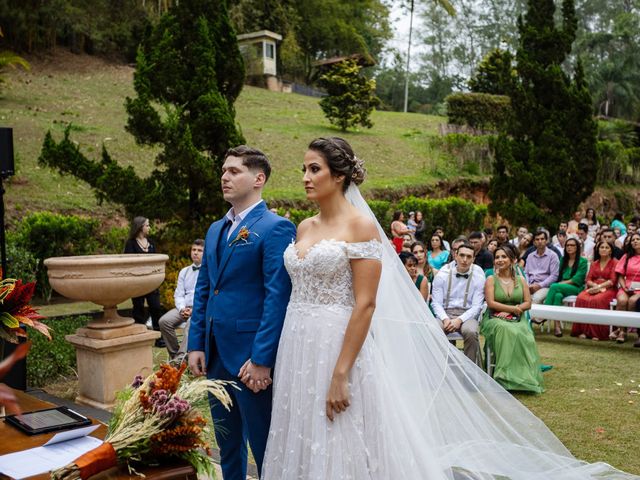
left=510, top=226, right=528, bottom=248
left=411, top=241, right=430, bottom=279
left=391, top=211, right=411, bottom=253
left=517, top=233, right=533, bottom=267
left=407, top=211, right=417, bottom=234
left=544, top=238, right=588, bottom=337
left=431, top=242, right=485, bottom=366
left=612, top=232, right=640, bottom=346
left=414, top=211, right=426, bottom=242
left=610, top=212, right=627, bottom=238
left=600, top=228, right=624, bottom=259
left=584, top=208, right=600, bottom=239
left=427, top=233, right=450, bottom=273
left=482, top=246, right=543, bottom=393
left=159, top=239, right=204, bottom=360
left=567, top=210, right=583, bottom=234
left=484, top=227, right=494, bottom=242
left=447, top=236, right=467, bottom=263
left=617, top=220, right=638, bottom=249
left=487, top=239, right=499, bottom=255
left=520, top=228, right=562, bottom=266
left=525, top=230, right=560, bottom=311
left=571, top=241, right=618, bottom=341
left=551, top=221, right=568, bottom=246
left=124, top=216, right=164, bottom=347
left=576, top=223, right=595, bottom=260
left=552, top=230, right=567, bottom=251
left=469, top=231, right=494, bottom=271
left=433, top=226, right=451, bottom=251
left=495, top=225, right=510, bottom=245
left=399, top=252, right=429, bottom=301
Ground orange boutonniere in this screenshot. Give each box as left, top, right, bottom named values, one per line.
left=229, top=226, right=258, bottom=246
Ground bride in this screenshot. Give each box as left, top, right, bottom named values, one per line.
left=262, top=137, right=637, bottom=479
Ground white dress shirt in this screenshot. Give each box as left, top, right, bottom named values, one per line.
left=174, top=263, right=200, bottom=312
left=224, top=199, right=264, bottom=240
left=430, top=262, right=486, bottom=322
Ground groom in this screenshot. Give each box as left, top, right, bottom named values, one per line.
left=188, top=145, right=296, bottom=480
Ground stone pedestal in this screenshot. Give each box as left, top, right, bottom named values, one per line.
left=66, top=323, right=160, bottom=411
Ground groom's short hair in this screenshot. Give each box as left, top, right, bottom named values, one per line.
left=225, top=145, right=271, bottom=182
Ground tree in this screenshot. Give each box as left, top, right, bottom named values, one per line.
left=38, top=0, right=245, bottom=233
left=468, top=48, right=516, bottom=95
left=0, top=26, right=29, bottom=83
left=318, top=59, right=380, bottom=131
left=488, top=0, right=599, bottom=227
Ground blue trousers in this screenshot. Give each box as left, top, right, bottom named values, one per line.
left=208, top=352, right=272, bottom=480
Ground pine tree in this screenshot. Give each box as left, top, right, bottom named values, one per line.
left=39, top=0, right=244, bottom=232
left=489, top=0, right=598, bottom=227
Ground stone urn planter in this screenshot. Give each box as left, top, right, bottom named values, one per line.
left=44, top=254, right=169, bottom=410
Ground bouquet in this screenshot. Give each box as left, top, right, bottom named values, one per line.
left=51, top=362, right=235, bottom=480
left=0, top=278, right=50, bottom=345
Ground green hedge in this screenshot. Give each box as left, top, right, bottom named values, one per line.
left=445, top=92, right=511, bottom=131
left=27, top=315, right=91, bottom=387
left=396, top=196, right=487, bottom=238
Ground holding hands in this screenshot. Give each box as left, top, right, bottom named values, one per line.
left=180, top=306, right=192, bottom=319
left=443, top=317, right=462, bottom=333
left=239, top=359, right=272, bottom=393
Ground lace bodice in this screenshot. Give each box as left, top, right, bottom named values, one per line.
left=284, top=239, right=383, bottom=308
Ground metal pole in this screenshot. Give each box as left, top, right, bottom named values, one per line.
left=403, top=0, right=415, bottom=113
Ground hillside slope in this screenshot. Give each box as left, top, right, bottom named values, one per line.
left=1, top=53, right=459, bottom=222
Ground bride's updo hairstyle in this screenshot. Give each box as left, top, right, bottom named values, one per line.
left=308, top=137, right=366, bottom=192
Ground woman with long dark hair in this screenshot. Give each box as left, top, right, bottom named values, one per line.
left=481, top=245, right=543, bottom=393
left=613, top=232, right=640, bottom=345
left=544, top=238, right=588, bottom=337
left=571, top=241, right=618, bottom=340
left=124, top=216, right=164, bottom=346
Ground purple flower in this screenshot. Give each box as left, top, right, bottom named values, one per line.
left=131, top=375, right=144, bottom=389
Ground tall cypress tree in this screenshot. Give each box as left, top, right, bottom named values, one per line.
left=39, top=0, right=244, bottom=230
left=489, top=0, right=598, bottom=227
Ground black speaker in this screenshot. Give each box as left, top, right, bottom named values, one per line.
left=0, top=127, right=15, bottom=179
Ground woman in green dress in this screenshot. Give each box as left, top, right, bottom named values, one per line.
left=482, top=245, right=544, bottom=393
left=545, top=237, right=588, bottom=337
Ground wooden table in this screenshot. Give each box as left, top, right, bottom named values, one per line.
left=0, top=391, right=196, bottom=480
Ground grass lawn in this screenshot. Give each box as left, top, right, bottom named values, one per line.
left=42, top=320, right=640, bottom=474
left=1, top=52, right=461, bottom=223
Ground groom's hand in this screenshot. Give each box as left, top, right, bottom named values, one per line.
left=188, top=351, right=207, bottom=377
left=238, top=359, right=272, bottom=393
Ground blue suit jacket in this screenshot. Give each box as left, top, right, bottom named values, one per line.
left=188, top=201, right=296, bottom=375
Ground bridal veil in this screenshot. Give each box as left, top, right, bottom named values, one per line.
left=345, top=184, right=637, bottom=480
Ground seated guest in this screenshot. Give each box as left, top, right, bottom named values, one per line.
left=447, top=236, right=467, bottom=263
left=611, top=212, right=626, bottom=238
left=544, top=238, right=588, bottom=337
left=482, top=245, right=543, bottom=393
left=159, top=239, right=204, bottom=360
left=551, top=221, right=568, bottom=246
left=469, top=231, right=494, bottom=271
left=552, top=230, right=567, bottom=251
left=600, top=228, right=624, bottom=259
left=617, top=220, right=638, bottom=249
left=577, top=223, right=595, bottom=260
left=433, top=226, right=450, bottom=251
left=487, top=238, right=498, bottom=255
left=567, top=210, right=583, bottom=234
left=612, top=232, right=640, bottom=346
left=572, top=240, right=618, bottom=341
left=496, top=225, right=510, bottom=245
left=510, top=226, right=528, bottom=247
left=431, top=242, right=485, bottom=366
left=400, top=252, right=429, bottom=301
left=517, top=233, right=533, bottom=267
left=391, top=211, right=411, bottom=253
left=584, top=208, right=600, bottom=239
left=525, top=229, right=560, bottom=310
left=484, top=227, right=494, bottom=242
left=427, top=233, right=450, bottom=273
left=520, top=228, right=562, bottom=266
left=411, top=241, right=432, bottom=281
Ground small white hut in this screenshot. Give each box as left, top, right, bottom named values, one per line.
left=237, top=30, right=283, bottom=91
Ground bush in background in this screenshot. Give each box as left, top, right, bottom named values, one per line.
left=27, top=315, right=91, bottom=387
left=445, top=92, right=511, bottom=131
left=5, top=236, right=38, bottom=282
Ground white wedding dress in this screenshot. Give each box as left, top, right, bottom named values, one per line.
left=262, top=185, right=638, bottom=480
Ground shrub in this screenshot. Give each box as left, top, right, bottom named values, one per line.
left=13, top=212, right=100, bottom=299
left=395, top=196, right=487, bottom=238
left=99, top=226, right=129, bottom=254
left=428, top=134, right=494, bottom=175
left=367, top=200, right=392, bottom=227
left=445, top=92, right=511, bottom=131
left=276, top=208, right=317, bottom=226
left=596, top=140, right=629, bottom=185
left=27, top=315, right=91, bottom=387
left=5, top=236, right=38, bottom=282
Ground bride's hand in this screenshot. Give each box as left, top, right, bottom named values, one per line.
left=326, top=373, right=350, bottom=422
